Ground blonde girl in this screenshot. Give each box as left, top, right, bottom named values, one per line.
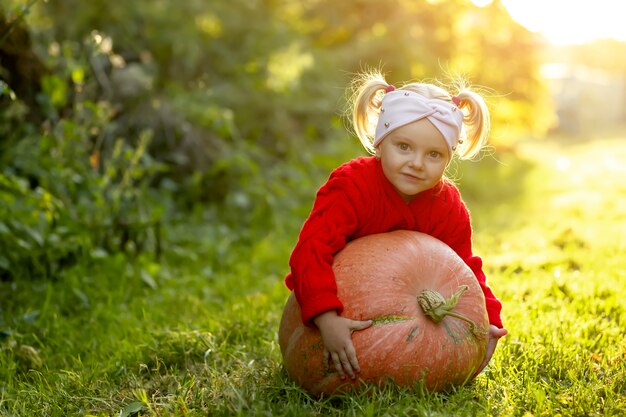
left=285, top=70, right=507, bottom=380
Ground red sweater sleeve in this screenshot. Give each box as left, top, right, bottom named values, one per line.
left=285, top=165, right=364, bottom=326
left=430, top=183, right=504, bottom=328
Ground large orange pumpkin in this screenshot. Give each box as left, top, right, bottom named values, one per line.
left=278, top=230, right=489, bottom=396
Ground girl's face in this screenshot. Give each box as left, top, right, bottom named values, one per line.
left=376, top=119, right=450, bottom=202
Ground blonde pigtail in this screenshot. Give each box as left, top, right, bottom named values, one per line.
left=350, top=71, right=391, bottom=154
left=453, top=89, right=490, bottom=160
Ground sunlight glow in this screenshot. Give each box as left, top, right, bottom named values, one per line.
left=555, top=156, right=571, bottom=172
left=473, top=0, right=626, bottom=45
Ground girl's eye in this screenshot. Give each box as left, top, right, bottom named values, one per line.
left=429, top=151, right=442, bottom=158
left=398, top=143, right=409, bottom=151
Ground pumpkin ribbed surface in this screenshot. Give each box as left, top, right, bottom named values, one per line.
left=278, top=230, right=489, bottom=396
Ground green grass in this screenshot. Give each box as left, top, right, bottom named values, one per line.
left=1, top=137, right=626, bottom=416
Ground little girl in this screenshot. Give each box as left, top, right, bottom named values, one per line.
left=285, top=70, right=507, bottom=381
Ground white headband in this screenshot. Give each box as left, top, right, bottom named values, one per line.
left=374, top=90, right=463, bottom=153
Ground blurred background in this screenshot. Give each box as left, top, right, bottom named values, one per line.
left=3, top=3, right=626, bottom=414
left=1, top=0, right=625, bottom=280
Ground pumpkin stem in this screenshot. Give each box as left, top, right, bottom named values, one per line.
left=417, top=285, right=486, bottom=338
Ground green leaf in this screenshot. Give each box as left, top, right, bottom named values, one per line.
left=0, top=80, right=16, bottom=100
left=118, top=401, right=144, bottom=417
left=71, top=67, right=85, bottom=85
left=91, top=248, right=109, bottom=258
left=21, top=311, right=39, bottom=324
left=0, top=256, right=9, bottom=270
left=25, top=226, right=44, bottom=246
left=141, top=270, right=157, bottom=289
left=41, top=74, right=68, bottom=109
left=0, top=329, right=13, bottom=341
left=72, top=288, right=90, bottom=308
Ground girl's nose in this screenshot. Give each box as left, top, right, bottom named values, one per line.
left=409, top=153, right=424, bottom=169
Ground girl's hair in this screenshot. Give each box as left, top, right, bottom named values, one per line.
left=350, top=70, right=490, bottom=160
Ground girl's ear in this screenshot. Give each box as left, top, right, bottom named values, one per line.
left=375, top=149, right=381, bottom=160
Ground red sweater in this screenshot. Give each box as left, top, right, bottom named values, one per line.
left=285, top=156, right=503, bottom=328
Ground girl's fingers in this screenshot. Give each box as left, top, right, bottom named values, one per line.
left=330, top=352, right=346, bottom=380
left=338, top=350, right=355, bottom=379
left=322, top=348, right=329, bottom=369
left=330, top=350, right=358, bottom=380
left=350, top=319, right=373, bottom=332
left=345, top=345, right=360, bottom=374
left=494, top=327, right=508, bottom=339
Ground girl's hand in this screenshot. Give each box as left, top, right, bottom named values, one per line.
left=313, top=311, right=373, bottom=380
left=475, top=324, right=508, bottom=376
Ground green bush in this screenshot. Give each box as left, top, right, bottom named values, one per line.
left=0, top=119, right=166, bottom=280
left=0, top=0, right=551, bottom=283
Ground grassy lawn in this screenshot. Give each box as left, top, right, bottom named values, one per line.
left=1, top=137, right=625, bottom=416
